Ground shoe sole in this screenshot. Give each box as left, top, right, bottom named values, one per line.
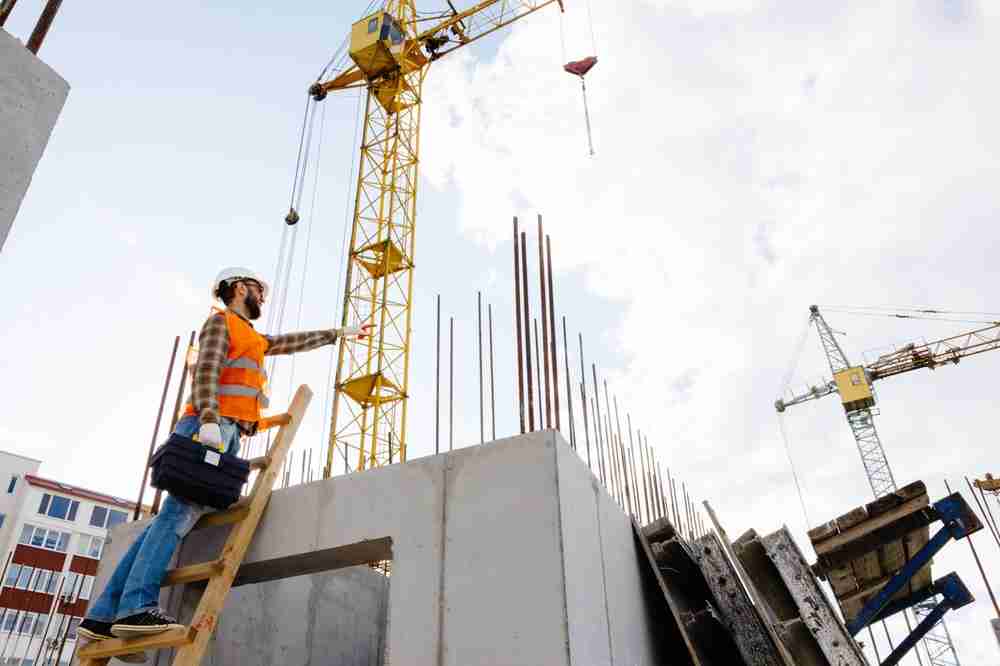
left=110, top=623, right=185, bottom=638
left=78, top=627, right=113, bottom=641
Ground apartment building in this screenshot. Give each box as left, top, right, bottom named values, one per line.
left=0, top=451, right=140, bottom=665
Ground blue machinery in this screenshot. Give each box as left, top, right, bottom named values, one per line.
left=835, top=493, right=982, bottom=666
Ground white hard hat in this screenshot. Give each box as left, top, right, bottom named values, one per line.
left=212, top=267, right=270, bottom=301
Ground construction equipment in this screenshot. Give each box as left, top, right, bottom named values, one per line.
left=809, top=482, right=981, bottom=666
left=775, top=305, right=1000, bottom=665
left=76, top=386, right=312, bottom=666
left=310, top=1, right=564, bottom=477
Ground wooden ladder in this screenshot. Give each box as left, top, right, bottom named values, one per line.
left=77, top=385, right=313, bottom=666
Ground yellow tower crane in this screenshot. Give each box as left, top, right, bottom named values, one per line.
left=314, top=1, right=563, bottom=477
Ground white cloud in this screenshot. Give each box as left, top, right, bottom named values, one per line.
left=422, top=1, right=1000, bottom=660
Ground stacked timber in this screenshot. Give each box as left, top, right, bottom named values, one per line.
left=807, top=480, right=932, bottom=624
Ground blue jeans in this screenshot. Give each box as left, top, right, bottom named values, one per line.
left=86, top=416, right=241, bottom=622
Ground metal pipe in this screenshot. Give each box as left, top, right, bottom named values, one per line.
left=520, top=231, right=534, bottom=431
left=534, top=319, right=543, bottom=428
left=26, top=0, right=63, bottom=54
left=478, top=291, right=484, bottom=444
left=30, top=573, right=65, bottom=666
left=867, top=625, right=882, bottom=664
left=450, top=316, right=454, bottom=451
left=546, top=235, right=561, bottom=432
left=537, top=216, right=551, bottom=428
left=561, top=317, right=575, bottom=450
left=436, top=294, right=441, bottom=453
left=0, top=0, right=19, bottom=28
left=947, top=480, right=1000, bottom=617
left=488, top=302, right=496, bottom=441
left=513, top=220, right=526, bottom=434
left=578, top=334, right=592, bottom=469
left=137, top=335, right=180, bottom=520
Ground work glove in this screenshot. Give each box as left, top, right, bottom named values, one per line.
left=339, top=324, right=373, bottom=340
left=198, top=422, right=224, bottom=451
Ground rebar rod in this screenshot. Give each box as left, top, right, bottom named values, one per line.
left=488, top=303, right=496, bottom=441
left=436, top=294, right=441, bottom=453
left=136, top=336, right=179, bottom=520
left=478, top=291, right=484, bottom=444
left=591, top=396, right=606, bottom=485
left=0, top=0, right=19, bottom=28
left=978, top=484, right=1000, bottom=546
left=26, top=0, right=63, bottom=54
left=534, top=319, right=543, bottom=428
left=578, top=334, right=592, bottom=469
left=537, top=217, right=552, bottom=428
left=546, top=235, right=560, bottom=432
left=562, top=317, right=575, bottom=449
left=636, top=427, right=652, bottom=523
left=450, top=316, right=455, bottom=450
left=947, top=480, right=1000, bottom=617
left=520, top=231, right=535, bottom=431
left=966, top=476, right=1000, bottom=551
left=513, top=220, right=526, bottom=434
left=612, top=395, right=633, bottom=517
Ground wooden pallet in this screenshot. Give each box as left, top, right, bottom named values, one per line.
left=808, top=481, right=933, bottom=623
left=77, top=386, right=313, bottom=666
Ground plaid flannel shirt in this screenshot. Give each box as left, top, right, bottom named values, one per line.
left=189, top=310, right=338, bottom=432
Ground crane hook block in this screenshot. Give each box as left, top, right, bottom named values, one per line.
left=564, top=56, right=598, bottom=78
left=285, top=208, right=300, bottom=226
left=309, top=82, right=327, bottom=102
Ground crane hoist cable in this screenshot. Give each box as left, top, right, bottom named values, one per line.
left=560, top=0, right=599, bottom=156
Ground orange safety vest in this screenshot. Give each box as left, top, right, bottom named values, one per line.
left=184, top=309, right=269, bottom=424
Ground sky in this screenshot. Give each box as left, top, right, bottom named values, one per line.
left=2, top=0, right=1000, bottom=662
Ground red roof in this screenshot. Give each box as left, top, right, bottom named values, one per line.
left=24, top=474, right=136, bottom=510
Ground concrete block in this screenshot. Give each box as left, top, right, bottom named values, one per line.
left=94, top=432, right=682, bottom=665
left=1, top=29, right=69, bottom=252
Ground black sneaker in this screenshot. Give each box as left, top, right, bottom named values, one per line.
left=79, top=618, right=148, bottom=663
left=78, top=618, right=113, bottom=640
left=111, top=609, right=184, bottom=637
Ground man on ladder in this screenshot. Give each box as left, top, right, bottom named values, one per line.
left=77, top=267, right=368, bottom=661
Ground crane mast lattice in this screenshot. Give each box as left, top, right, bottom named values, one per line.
left=313, top=0, right=562, bottom=476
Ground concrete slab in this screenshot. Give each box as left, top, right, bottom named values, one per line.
left=94, top=431, right=677, bottom=665
left=1, top=29, right=68, bottom=252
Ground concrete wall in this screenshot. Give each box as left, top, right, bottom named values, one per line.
left=93, top=432, right=670, bottom=665
left=0, top=29, right=69, bottom=253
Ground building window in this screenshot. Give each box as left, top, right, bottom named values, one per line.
left=3, top=612, right=16, bottom=631
left=38, top=494, right=79, bottom=522
left=107, top=509, right=128, bottom=529
left=89, top=506, right=128, bottom=529
left=18, top=612, right=35, bottom=634
left=31, top=569, right=51, bottom=593
left=7, top=475, right=17, bottom=494
left=15, top=566, right=34, bottom=589
left=46, top=571, right=62, bottom=595
left=67, top=616, right=81, bottom=640
left=18, top=524, right=71, bottom=552
left=78, top=535, right=105, bottom=559
left=4, top=563, right=21, bottom=587
left=78, top=576, right=94, bottom=600
left=0, top=514, right=5, bottom=529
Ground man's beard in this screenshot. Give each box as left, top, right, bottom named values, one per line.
left=244, top=293, right=262, bottom=320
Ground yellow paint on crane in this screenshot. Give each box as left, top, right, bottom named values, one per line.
left=834, top=366, right=875, bottom=413
left=350, top=12, right=405, bottom=80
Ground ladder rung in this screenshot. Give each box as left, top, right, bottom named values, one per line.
left=77, top=626, right=196, bottom=659
left=248, top=456, right=270, bottom=470
left=163, top=558, right=226, bottom=586
left=194, top=498, right=250, bottom=530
